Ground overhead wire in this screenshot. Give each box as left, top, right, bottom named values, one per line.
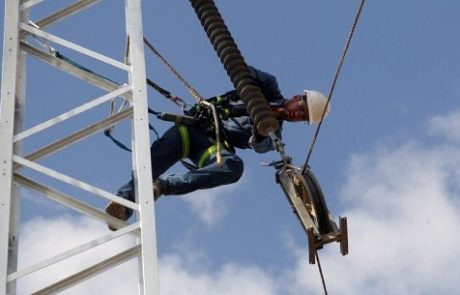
left=302, top=0, right=367, bottom=175
left=301, top=1, right=367, bottom=293
left=316, top=251, right=328, bottom=295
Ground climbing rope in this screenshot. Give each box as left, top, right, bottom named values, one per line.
left=146, top=78, right=188, bottom=109
left=302, top=0, right=367, bottom=175
left=143, top=38, right=204, bottom=103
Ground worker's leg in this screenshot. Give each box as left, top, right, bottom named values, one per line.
left=108, top=125, right=185, bottom=223
left=161, top=151, right=244, bottom=195
left=116, top=125, right=184, bottom=199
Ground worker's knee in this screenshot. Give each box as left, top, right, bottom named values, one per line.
left=224, top=156, right=244, bottom=183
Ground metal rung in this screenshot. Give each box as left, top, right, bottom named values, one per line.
left=31, top=245, right=140, bottom=295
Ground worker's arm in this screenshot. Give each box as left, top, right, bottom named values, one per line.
left=249, top=126, right=282, bottom=153
left=248, top=66, right=285, bottom=105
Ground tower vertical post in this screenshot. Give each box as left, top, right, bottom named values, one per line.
left=125, top=0, right=160, bottom=293
left=1, top=0, right=159, bottom=293
left=0, top=0, right=23, bottom=293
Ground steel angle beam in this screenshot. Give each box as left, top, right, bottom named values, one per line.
left=125, top=0, right=159, bottom=292
left=13, top=156, right=139, bottom=211
left=20, top=0, right=46, bottom=11
left=13, top=174, right=132, bottom=232
left=21, top=43, right=133, bottom=101
left=20, top=23, right=130, bottom=71
left=8, top=222, right=140, bottom=282
left=13, top=107, right=133, bottom=171
left=14, top=85, right=132, bottom=142
left=3, top=0, right=159, bottom=293
left=0, top=0, right=24, bottom=293
left=31, top=245, right=140, bottom=295
left=20, top=0, right=101, bottom=38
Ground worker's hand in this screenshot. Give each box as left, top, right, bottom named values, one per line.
left=249, top=130, right=274, bottom=154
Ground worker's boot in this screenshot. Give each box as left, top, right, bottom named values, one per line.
left=105, top=200, right=128, bottom=231
left=106, top=180, right=164, bottom=231
left=153, top=179, right=164, bottom=201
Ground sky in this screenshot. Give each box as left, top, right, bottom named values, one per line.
left=1, top=0, right=460, bottom=294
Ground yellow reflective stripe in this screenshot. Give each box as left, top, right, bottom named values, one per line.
left=208, top=137, right=232, bottom=150
left=178, top=125, right=190, bottom=159
left=198, top=145, right=218, bottom=168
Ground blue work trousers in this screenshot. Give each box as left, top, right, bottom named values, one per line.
left=116, top=125, right=244, bottom=216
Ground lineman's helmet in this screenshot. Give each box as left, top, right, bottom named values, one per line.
left=273, top=90, right=330, bottom=123
left=304, top=90, right=330, bottom=125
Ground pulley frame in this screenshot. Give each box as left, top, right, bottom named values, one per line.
left=269, top=158, right=348, bottom=264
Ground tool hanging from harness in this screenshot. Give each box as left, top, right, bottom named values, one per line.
left=144, top=80, right=238, bottom=171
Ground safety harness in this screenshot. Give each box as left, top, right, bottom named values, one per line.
left=147, top=83, right=238, bottom=170
left=175, top=123, right=233, bottom=169
left=177, top=124, right=190, bottom=159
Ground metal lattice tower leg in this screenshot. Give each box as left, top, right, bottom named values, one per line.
left=1, top=0, right=159, bottom=294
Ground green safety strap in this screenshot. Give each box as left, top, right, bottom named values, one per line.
left=198, top=145, right=219, bottom=168
left=208, top=137, right=232, bottom=151
left=178, top=125, right=190, bottom=159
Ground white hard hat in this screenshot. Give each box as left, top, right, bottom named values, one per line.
left=304, top=90, right=330, bottom=125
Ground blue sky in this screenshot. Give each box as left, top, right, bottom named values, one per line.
left=2, top=0, right=460, bottom=294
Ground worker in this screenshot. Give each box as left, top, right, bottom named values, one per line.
left=106, top=67, right=330, bottom=229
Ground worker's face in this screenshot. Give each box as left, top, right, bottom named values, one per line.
left=279, top=95, right=309, bottom=122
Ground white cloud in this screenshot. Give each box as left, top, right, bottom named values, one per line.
left=16, top=216, right=277, bottom=295
left=180, top=177, right=244, bottom=226
left=181, top=188, right=229, bottom=226
left=285, top=142, right=460, bottom=294
left=159, top=255, right=277, bottom=295
left=15, top=111, right=460, bottom=295
left=17, top=216, right=138, bottom=295
left=429, top=109, right=460, bottom=143
left=21, top=188, right=67, bottom=215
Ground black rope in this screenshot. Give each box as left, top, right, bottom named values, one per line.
left=316, top=251, right=328, bottom=295
left=146, top=78, right=173, bottom=98
left=104, top=117, right=160, bottom=153
left=55, top=51, right=119, bottom=85
left=104, top=129, right=132, bottom=152
left=146, top=78, right=187, bottom=109
left=302, top=0, right=367, bottom=175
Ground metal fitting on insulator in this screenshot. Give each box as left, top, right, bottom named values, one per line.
left=189, top=0, right=279, bottom=136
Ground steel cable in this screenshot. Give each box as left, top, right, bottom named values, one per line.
left=302, top=0, right=367, bottom=175
left=316, top=251, right=328, bottom=295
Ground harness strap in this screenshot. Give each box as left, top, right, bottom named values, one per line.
left=215, top=95, right=224, bottom=104
left=197, top=139, right=234, bottom=168
left=198, top=145, right=219, bottom=168
left=178, top=124, right=190, bottom=159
